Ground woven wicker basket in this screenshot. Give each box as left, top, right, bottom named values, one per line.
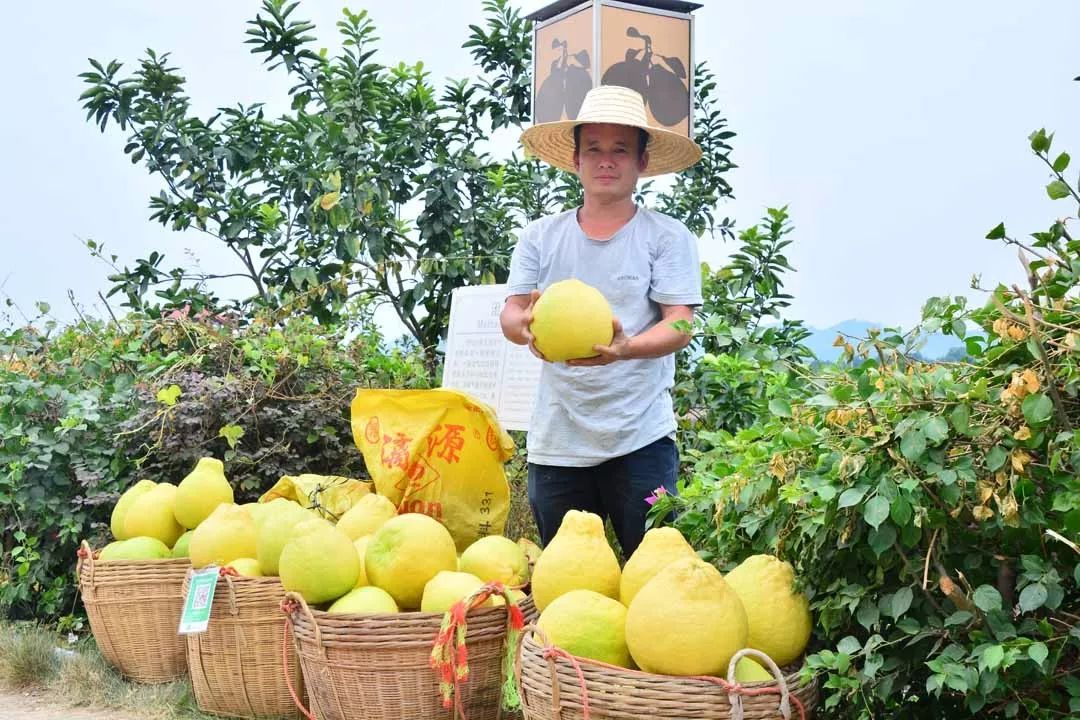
left=183, top=571, right=304, bottom=719
left=76, top=540, right=189, bottom=683
left=284, top=591, right=534, bottom=720
left=515, top=626, right=820, bottom=720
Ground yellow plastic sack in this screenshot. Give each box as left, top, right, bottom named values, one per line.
left=259, top=473, right=372, bottom=521
left=350, top=388, right=516, bottom=551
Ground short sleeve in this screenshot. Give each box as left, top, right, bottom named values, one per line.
left=649, top=224, right=703, bottom=306
left=505, top=223, right=540, bottom=297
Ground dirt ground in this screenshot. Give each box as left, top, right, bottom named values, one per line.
left=0, top=688, right=143, bottom=720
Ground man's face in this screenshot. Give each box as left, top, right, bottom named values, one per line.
left=573, top=123, right=648, bottom=202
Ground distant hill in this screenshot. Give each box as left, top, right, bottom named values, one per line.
left=803, top=319, right=966, bottom=362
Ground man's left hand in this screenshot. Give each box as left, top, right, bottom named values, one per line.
left=566, top=318, right=631, bottom=367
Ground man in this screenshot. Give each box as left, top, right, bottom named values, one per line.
left=499, top=85, right=703, bottom=556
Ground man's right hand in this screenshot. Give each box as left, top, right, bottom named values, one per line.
left=500, top=289, right=548, bottom=361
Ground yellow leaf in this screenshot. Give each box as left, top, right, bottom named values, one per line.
left=1010, top=449, right=1032, bottom=473
left=768, top=453, right=789, bottom=480
left=1007, top=325, right=1027, bottom=342
left=1021, top=369, right=1040, bottom=394
left=832, top=334, right=846, bottom=347
left=997, top=493, right=1020, bottom=528
left=972, top=505, right=995, bottom=522
left=319, top=191, right=340, bottom=211
left=992, top=318, right=1012, bottom=340
left=361, top=200, right=373, bottom=215
left=977, top=480, right=995, bottom=504
left=1013, top=426, right=1032, bottom=441
left=328, top=170, right=342, bottom=191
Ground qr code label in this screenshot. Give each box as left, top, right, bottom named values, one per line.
left=191, top=584, right=211, bottom=611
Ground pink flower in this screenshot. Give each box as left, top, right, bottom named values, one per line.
left=644, top=487, right=668, bottom=506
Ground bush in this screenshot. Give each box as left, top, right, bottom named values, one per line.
left=0, top=306, right=428, bottom=622
left=655, top=130, right=1080, bottom=717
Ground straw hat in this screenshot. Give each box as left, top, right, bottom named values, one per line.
left=520, top=85, right=701, bottom=177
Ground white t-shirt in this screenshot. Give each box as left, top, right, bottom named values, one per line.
left=505, top=205, right=703, bottom=466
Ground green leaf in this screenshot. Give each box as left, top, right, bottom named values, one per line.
left=900, top=429, right=926, bottom=462
left=945, top=610, right=973, bottom=626
left=938, top=469, right=958, bottom=486
left=156, top=384, right=182, bottom=407
left=985, top=446, right=1008, bottom=472
left=891, top=586, right=913, bottom=619
left=923, top=417, right=949, bottom=445
left=985, top=222, right=1006, bottom=240
left=974, top=585, right=1003, bottom=612
left=1047, top=180, right=1071, bottom=200
left=838, top=487, right=868, bottom=509
left=837, top=636, right=861, bottom=655
left=217, top=424, right=245, bottom=450
left=768, top=399, right=792, bottom=417
left=868, top=523, right=896, bottom=556
left=890, top=495, right=913, bottom=526
left=1028, top=642, right=1048, bottom=666
left=1018, top=583, right=1048, bottom=613
left=1053, top=152, right=1071, bottom=173
left=1022, top=393, right=1054, bottom=426
left=857, top=600, right=880, bottom=630
left=1030, top=128, right=1051, bottom=154
left=864, top=496, right=890, bottom=530
left=950, top=404, right=971, bottom=434
left=981, top=644, right=1005, bottom=671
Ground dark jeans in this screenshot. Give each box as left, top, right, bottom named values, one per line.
left=527, top=435, right=678, bottom=558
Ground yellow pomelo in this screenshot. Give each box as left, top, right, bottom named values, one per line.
left=536, top=589, right=631, bottom=667
left=124, top=483, right=184, bottom=547
left=279, top=525, right=360, bottom=604
left=365, top=514, right=458, bottom=610
left=352, top=536, right=371, bottom=588
left=336, top=493, right=397, bottom=540
left=735, top=656, right=775, bottom=683
left=172, top=530, right=194, bottom=558
left=255, top=503, right=312, bottom=576
left=459, top=535, right=530, bottom=587
left=226, top=558, right=263, bottom=577
left=110, top=479, right=156, bottom=540
left=625, top=558, right=748, bottom=676
left=531, top=510, right=620, bottom=612
left=251, top=498, right=302, bottom=529
left=420, top=571, right=493, bottom=613
left=723, top=554, right=812, bottom=666
left=619, top=527, right=696, bottom=606
left=174, top=457, right=233, bottom=529
left=530, top=279, right=614, bottom=361
left=189, top=503, right=258, bottom=568
left=328, top=586, right=399, bottom=614
left=518, top=537, right=542, bottom=565
left=99, top=536, right=171, bottom=562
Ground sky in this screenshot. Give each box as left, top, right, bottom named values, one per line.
left=1, top=0, right=1078, bottom=336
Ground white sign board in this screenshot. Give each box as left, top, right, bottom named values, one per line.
left=442, top=284, right=542, bottom=431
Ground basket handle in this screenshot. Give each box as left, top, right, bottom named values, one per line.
left=725, top=648, right=793, bottom=720
left=280, top=611, right=316, bottom=720
left=516, top=623, right=589, bottom=720
left=76, top=540, right=97, bottom=591
left=282, top=591, right=327, bottom=660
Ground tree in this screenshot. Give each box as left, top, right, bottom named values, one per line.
left=80, top=0, right=736, bottom=369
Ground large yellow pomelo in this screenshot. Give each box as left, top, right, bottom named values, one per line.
left=365, top=514, right=457, bottom=610
left=279, top=525, right=360, bottom=604
left=255, top=503, right=313, bottom=576
left=124, top=483, right=185, bottom=547
left=536, top=589, right=631, bottom=667
left=336, top=493, right=397, bottom=540
left=531, top=510, right=620, bottom=612
left=188, top=503, right=258, bottom=568
left=619, top=527, right=696, bottom=606
left=174, top=457, right=233, bottom=529
left=328, top=586, right=399, bottom=614
left=352, top=536, right=371, bottom=588
left=172, top=530, right=194, bottom=558
left=99, top=536, right=172, bottom=562
left=723, top=554, right=812, bottom=666
left=110, top=479, right=156, bottom=540
left=459, top=535, right=529, bottom=587
left=226, top=558, right=263, bottom=577
left=530, top=279, right=614, bottom=361
left=420, top=571, right=493, bottom=613
left=625, top=558, right=748, bottom=675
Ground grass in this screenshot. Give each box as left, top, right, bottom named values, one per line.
left=0, top=622, right=218, bottom=720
